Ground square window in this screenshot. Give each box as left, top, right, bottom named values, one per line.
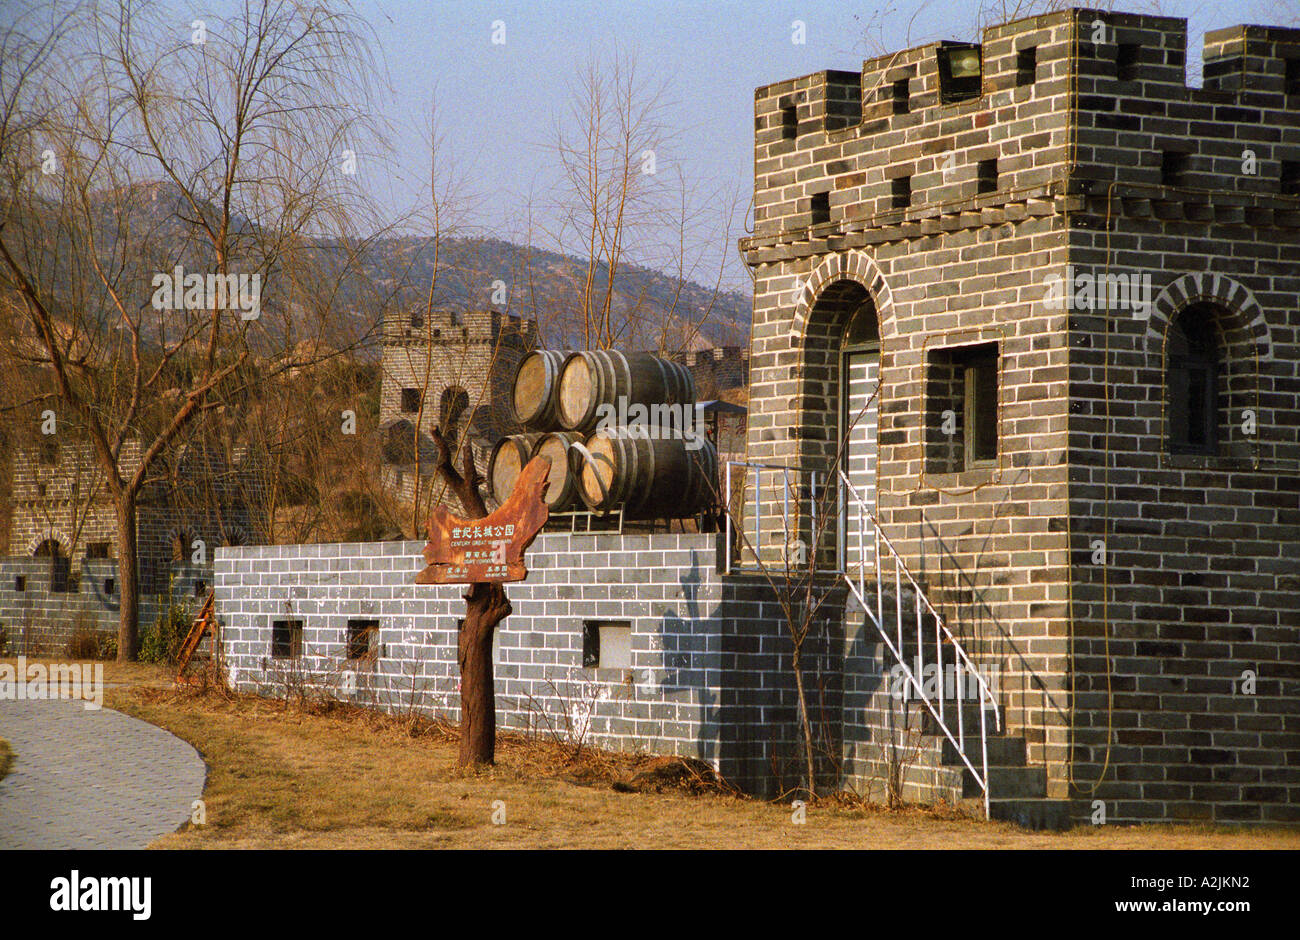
left=582, top=621, right=631, bottom=670
left=892, top=78, right=910, bottom=114
left=271, top=619, right=303, bottom=659
left=810, top=191, right=830, bottom=226
left=347, top=619, right=380, bottom=662
left=194, top=579, right=207, bottom=598
left=410, top=313, right=423, bottom=329
left=977, top=158, right=998, bottom=194
left=1162, top=151, right=1190, bottom=187
left=38, top=439, right=57, bottom=465
left=86, top=542, right=111, bottom=559
left=400, top=388, right=422, bottom=413
left=1117, top=43, right=1141, bottom=81
left=891, top=175, right=912, bottom=209
left=1016, top=46, right=1037, bottom=87
left=14, top=575, right=26, bottom=592
left=926, top=342, right=999, bottom=473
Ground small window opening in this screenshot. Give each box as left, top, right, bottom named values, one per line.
left=347, top=619, right=380, bottom=662
left=1117, top=43, right=1141, bottom=81
left=14, top=575, right=26, bottom=592
left=1167, top=305, right=1220, bottom=455
left=1285, top=58, right=1300, bottom=95
left=926, top=342, right=999, bottom=473
left=86, top=542, right=111, bottom=559
left=892, top=78, right=910, bottom=114
left=271, top=620, right=303, bottom=659
left=400, top=388, right=422, bottom=413
left=1016, top=46, right=1037, bottom=87
left=977, top=158, right=998, bottom=194
left=780, top=104, right=798, bottom=140
left=891, top=175, right=912, bottom=209
left=810, top=191, right=830, bottom=226
left=1281, top=160, right=1300, bottom=197
left=582, top=621, right=631, bottom=670
left=1162, top=151, right=1190, bottom=187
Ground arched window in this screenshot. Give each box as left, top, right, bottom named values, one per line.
left=1167, top=303, right=1221, bottom=455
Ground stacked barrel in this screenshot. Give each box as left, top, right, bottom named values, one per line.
left=490, top=349, right=718, bottom=520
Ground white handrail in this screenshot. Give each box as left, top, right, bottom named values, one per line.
left=836, top=467, right=998, bottom=819
left=718, top=458, right=1001, bottom=818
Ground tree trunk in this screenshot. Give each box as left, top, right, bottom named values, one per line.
left=457, top=581, right=511, bottom=767
left=792, top=643, right=816, bottom=798
left=428, top=428, right=514, bottom=769
left=115, top=494, right=140, bottom=662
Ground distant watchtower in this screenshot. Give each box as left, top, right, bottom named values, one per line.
left=379, top=309, right=537, bottom=515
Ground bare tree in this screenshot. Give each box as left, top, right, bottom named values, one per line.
left=0, top=0, right=389, bottom=659
left=523, top=45, right=741, bottom=354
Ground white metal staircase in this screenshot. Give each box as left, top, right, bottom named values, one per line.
left=722, top=459, right=1005, bottom=818
left=836, top=469, right=1001, bottom=818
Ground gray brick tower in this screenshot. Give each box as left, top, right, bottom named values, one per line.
left=740, top=8, right=1300, bottom=824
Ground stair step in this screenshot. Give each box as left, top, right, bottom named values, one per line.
left=986, top=798, right=1074, bottom=831
left=962, top=765, right=1047, bottom=800
left=941, top=734, right=1027, bottom=768
left=909, top=699, right=999, bottom=737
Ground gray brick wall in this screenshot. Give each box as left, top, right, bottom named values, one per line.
left=215, top=533, right=850, bottom=794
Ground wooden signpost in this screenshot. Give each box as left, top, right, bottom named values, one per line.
left=416, top=455, right=551, bottom=585
left=416, top=451, right=551, bottom=768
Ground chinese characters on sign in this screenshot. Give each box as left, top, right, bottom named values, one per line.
left=416, top=456, right=551, bottom=585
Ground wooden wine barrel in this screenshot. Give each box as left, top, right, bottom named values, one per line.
left=488, top=433, right=544, bottom=503
left=511, top=350, right=568, bottom=430
left=576, top=430, right=718, bottom=520
left=557, top=350, right=696, bottom=433
left=531, top=431, right=583, bottom=512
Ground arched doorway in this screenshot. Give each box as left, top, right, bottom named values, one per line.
left=838, top=293, right=880, bottom=573
left=799, top=276, right=881, bottom=574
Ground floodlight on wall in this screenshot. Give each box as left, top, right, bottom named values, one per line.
left=938, top=44, right=982, bottom=103
left=948, top=48, right=981, bottom=78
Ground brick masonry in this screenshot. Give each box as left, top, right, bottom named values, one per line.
left=740, top=8, right=1300, bottom=824
left=215, top=534, right=862, bottom=796
left=1, top=437, right=257, bottom=653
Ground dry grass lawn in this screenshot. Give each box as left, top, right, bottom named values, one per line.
left=42, top=662, right=1287, bottom=850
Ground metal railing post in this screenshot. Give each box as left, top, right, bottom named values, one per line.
left=724, top=461, right=733, bottom=575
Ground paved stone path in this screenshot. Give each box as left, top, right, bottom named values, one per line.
left=0, top=698, right=206, bottom=849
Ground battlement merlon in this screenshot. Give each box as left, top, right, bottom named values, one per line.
left=745, top=8, right=1300, bottom=252
left=382, top=309, right=537, bottom=346
left=754, top=10, right=1300, bottom=119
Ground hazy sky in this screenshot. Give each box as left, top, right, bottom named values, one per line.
left=163, top=1, right=1300, bottom=288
